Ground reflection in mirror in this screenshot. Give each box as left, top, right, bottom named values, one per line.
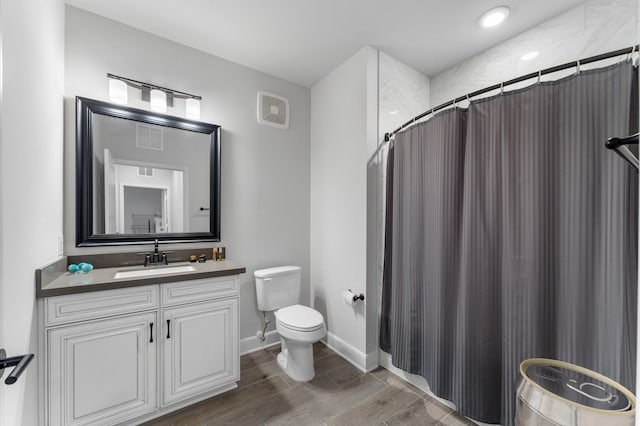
left=93, top=115, right=210, bottom=234
left=76, top=97, right=220, bottom=246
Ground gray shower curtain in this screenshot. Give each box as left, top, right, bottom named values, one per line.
left=380, top=61, right=638, bottom=425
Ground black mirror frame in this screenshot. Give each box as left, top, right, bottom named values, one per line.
left=76, top=96, right=221, bottom=246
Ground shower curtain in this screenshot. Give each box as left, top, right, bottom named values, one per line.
left=380, top=61, right=638, bottom=425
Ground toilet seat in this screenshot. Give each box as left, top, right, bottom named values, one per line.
left=276, top=304, right=324, bottom=332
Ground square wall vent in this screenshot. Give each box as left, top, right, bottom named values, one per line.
left=257, top=91, right=289, bottom=129
left=136, top=124, right=164, bottom=151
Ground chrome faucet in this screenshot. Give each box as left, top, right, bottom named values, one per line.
left=140, top=239, right=169, bottom=267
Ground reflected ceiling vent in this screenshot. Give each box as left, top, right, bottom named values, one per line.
left=137, top=166, right=154, bottom=177
left=257, top=91, right=289, bottom=129
left=136, top=124, right=164, bottom=151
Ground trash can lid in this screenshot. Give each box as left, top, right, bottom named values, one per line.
left=522, top=359, right=632, bottom=412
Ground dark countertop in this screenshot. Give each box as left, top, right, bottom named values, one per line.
left=37, top=259, right=246, bottom=298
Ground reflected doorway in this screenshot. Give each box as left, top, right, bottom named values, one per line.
left=103, top=149, right=187, bottom=234
left=123, top=186, right=166, bottom=234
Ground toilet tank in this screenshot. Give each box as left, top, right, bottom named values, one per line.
left=254, top=266, right=301, bottom=311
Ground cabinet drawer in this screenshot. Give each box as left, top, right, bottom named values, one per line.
left=162, top=277, right=237, bottom=306
left=45, top=285, right=158, bottom=326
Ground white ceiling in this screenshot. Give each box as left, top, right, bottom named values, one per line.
left=65, top=0, right=587, bottom=87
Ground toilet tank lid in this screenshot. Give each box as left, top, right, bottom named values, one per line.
left=254, top=266, right=301, bottom=278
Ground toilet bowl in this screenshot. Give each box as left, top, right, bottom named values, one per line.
left=254, top=266, right=327, bottom=382
left=275, top=304, right=327, bottom=381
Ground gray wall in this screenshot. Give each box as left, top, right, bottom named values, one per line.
left=64, top=6, right=311, bottom=346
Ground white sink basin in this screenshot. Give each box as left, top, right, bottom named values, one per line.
left=114, top=265, right=196, bottom=279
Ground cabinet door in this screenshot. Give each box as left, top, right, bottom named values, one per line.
left=163, top=298, right=238, bottom=406
left=47, top=312, right=157, bottom=426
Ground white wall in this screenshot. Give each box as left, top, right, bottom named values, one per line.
left=430, top=0, right=638, bottom=107
left=0, top=0, right=65, bottom=425
left=65, top=7, right=311, bottom=350
left=310, top=46, right=379, bottom=370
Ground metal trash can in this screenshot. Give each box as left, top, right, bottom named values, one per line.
left=516, top=358, right=635, bottom=426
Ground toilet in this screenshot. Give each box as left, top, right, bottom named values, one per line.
left=254, top=266, right=326, bottom=382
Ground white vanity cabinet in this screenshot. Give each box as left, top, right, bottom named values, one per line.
left=162, top=298, right=238, bottom=405
left=40, top=275, right=240, bottom=426
left=47, top=312, right=158, bottom=426
left=160, top=277, right=239, bottom=406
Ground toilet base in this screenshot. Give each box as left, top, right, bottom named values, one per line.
left=277, top=337, right=316, bottom=382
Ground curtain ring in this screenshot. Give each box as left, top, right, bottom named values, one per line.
left=537, top=70, right=542, bottom=85
left=500, top=82, right=504, bottom=95
left=466, top=94, right=471, bottom=105
left=576, top=59, right=581, bottom=74
left=452, top=99, right=456, bottom=109
left=628, top=45, right=636, bottom=61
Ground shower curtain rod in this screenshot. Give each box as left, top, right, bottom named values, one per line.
left=384, top=45, right=639, bottom=142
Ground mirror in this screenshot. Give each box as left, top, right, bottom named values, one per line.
left=76, top=97, right=221, bottom=246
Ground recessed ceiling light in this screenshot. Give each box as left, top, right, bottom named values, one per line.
left=521, top=51, right=539, bottom=61
left=479, top=6, right=510, bottom=28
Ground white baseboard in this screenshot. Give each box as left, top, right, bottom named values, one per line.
left=241, top=330, right=380, bottom=375
left=366, top=348, right=380, bottom=372
left=323, top=332, right=379, bottom=373
left=240, top=330, right=280, bottom=355
left=379, top=351, right=498, bottom=426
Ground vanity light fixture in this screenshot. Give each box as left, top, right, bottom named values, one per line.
left=108, top=79, right=128, bottom=104
left=150, top=89, right=167, bottom=113
left=479, top=6, right=510, bottom=28
left=186, top=98, right=201, bottom=120
left=107, top=73, right=202, bottom=118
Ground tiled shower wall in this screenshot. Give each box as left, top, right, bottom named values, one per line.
left=431, top=0, right=639, bottom=107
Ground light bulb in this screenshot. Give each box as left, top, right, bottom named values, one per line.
left=108, top=79, right=128, bottom=104
left=186, top=98, right=201, bottom=120
left=150, top=89, right=167, bottom=113
left=479, top=6, right=510, bottom=28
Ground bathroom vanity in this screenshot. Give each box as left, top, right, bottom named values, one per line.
left=36, top=258, right=245, bottom=426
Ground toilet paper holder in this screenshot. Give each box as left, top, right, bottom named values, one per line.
left=348, top=289, right=365, bottom=302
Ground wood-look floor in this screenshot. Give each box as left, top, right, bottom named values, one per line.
left=144, top=343, right=477, bottom=426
